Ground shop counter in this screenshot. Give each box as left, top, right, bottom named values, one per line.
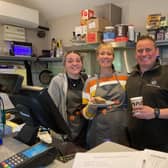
left=49, top=141, right=135, bottom=168
left=0, top=136, right=135, bottom=168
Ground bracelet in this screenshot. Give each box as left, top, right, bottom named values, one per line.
left=154, top=108, right=160, bottom=119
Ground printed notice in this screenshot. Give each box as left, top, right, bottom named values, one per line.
left=72, top=152, right=144, bottom=168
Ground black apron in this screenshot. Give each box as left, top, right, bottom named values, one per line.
left=66, top=76, right=88, bottom=147
left=87, top=74, right=129, bottom=148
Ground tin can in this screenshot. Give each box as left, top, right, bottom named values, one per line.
left=115, top=24, right=128, bottom=42
left=103, top=26, right=115, bottom=42
left=115, top=24, right=128, bottom=37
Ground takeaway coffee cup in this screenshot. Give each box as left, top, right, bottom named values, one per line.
left=130, top=96, right=143, bottom=112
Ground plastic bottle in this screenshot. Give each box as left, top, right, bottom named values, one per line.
left=50, top=38, right=57, bottom=57
left=128, top=25, right=135, bottom=42
left=58, top=40, right=63, bottom=57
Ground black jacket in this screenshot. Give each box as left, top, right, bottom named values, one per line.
left=126, top=61, right=168, bottom=150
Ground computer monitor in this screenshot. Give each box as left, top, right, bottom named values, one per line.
left=9, top=86, right=71, bottom=136
left=0, top=73, right=23, bottom=94
left=11, top=41, right=32, bottom=57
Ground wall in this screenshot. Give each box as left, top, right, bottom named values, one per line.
left=48, top=14, right=80, bottom=47
left=48, top=0, right=168, bottom=44
left=1, top=0, right=168, bottom=84
left=26, top=28, right=50, bottom=56
left=0, top=25, right=49, bottom=56
left=127, top=0, right=168, bottom=63
left=47, top=2, right=128, bottom=46
left=0, top=0, right=50, bottom=56
left=127, top=0, right=168, bottom=33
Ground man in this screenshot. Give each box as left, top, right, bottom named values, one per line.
left=126, top=35, right=168, bottom=152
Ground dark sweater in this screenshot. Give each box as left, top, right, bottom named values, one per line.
left=126, top=62, right=168, bottom=150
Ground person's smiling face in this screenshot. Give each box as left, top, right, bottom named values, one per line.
left=65, top=52, right=83, bottom=77
left=97, top=48, right=114, bottom=68
left=136, top=39, right=158, bottom=72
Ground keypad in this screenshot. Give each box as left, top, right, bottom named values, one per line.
left=0, top=153, right=28, bottom=168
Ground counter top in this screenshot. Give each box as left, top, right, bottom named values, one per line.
left=0, top=136, right=135, bottom=168
left=0, top=136, right=65, bottom=167
left=51, top=142, right=135, bottom=168
left=0, top=135, right=28, bottom=162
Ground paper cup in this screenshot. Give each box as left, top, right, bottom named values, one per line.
left=130, top=96, right=143, bottom=110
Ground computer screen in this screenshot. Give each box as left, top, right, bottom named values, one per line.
left=11, top=41, right=32, bottom=57
left=0, top=73, right=23, bottom=94
left=9, top=86, right=71, bottom=136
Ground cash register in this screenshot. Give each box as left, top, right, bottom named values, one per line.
left=0, top=73, right=82, bottom=167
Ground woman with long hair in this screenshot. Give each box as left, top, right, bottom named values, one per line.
left=48, top=51, right=88, bottom=148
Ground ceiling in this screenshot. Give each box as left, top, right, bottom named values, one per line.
left=11, top=0, right=127, bottom=21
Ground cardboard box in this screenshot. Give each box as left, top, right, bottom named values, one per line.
left=87, top=18, right=110, bottom=32
left=80, top=9, right=95, bottom=20
left=75, top=25, right=87, bottom=36
left=86, top=32, right=102, bottom=44
left=80, top=19, right=88, bottom=26
left=80, top=9, right=95, bottom=26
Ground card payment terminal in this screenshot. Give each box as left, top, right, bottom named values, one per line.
left=0, top=142, right=58, bottom=168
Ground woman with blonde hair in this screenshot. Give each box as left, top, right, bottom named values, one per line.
left=82, top=43, right=129, bottom=148
left=48, top=51, right=88, bottom=148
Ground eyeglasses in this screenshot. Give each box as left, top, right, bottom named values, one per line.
left=136, top=48, right=153, bottom=54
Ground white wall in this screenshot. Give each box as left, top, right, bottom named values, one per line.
left=1, top=0, right=168, bottom=52
left=127, top=0, right=168, bottom=33
left=47, top=1, right=129, bottom=46
left=48, top=14, right=80, bottom=47
left=26, top=29, right=50, bottom=56
left=48, top=0, right=168, bottom=46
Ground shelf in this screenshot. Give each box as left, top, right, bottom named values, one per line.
left=36, top=57, right=62, bottom=62
left=64, top=43, right=99, bottom=52
left=0, top=56, right=36, bottom=61
left=0, top=56, right=62, bottom=62
left=156, top=40, right=168, bottom=47
left=64, top=41, right=135, bottom=52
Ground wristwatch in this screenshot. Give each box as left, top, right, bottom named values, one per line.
left=154, top=108, right=160, bottom=119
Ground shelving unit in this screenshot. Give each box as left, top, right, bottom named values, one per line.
left=64, top=42, right=136, bottom=76
left=156, top=40, right=168, bottom=64
left=64, top=41, right=135, bottom=52
left=156, top=40, right=168, bottom=46
left=0, top=56, right=62, bottom=85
